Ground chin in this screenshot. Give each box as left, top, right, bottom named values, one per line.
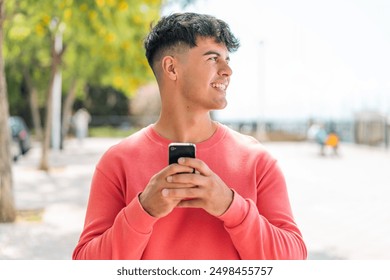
left=216, top=99, right=228, bottom=110
left=207, top=97, right=228, bottom=111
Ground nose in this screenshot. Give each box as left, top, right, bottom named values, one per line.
left=218, top=61, right=233, bottom=77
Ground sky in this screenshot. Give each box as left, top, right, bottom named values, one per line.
left=163, top=0, right=390, bottom=122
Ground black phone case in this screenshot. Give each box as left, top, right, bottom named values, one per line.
left=168, top=143, right=196, bottom=165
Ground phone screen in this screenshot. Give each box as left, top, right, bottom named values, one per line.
left=168, top=143, right=196, bottom=165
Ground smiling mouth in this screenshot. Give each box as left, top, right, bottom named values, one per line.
left=211, top=82, right=228, bottom=91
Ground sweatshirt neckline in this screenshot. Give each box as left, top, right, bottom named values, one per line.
left=144, top=122, right=227, bottom=151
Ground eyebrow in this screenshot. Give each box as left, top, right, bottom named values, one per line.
left=203, top=50, right=230, bottom=61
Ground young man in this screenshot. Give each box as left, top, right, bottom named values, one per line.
left=73, top=12, right=307, bottom=260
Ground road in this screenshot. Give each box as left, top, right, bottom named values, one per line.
left=1, top=137, right=389, bottom=259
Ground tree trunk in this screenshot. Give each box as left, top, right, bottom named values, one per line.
left=39, top=83, right=52, bottom=171
left=0, top=0, right=16, bottom=223
left=24, top=67, right=43, bottom=141
left=39, top=57, right=56, bottom=171
left=39, top=33, right=63, bottom=171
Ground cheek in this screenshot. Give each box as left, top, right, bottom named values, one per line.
left=183, top=70, right=211, bottom=90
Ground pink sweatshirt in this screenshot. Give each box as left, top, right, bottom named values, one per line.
left=73, top=123, right=307, bottom=260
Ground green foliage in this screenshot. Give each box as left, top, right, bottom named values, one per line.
left=3, top=0, right=163, bottom=116
left=4, top=1, right=51, bottom=113
left=82, top=85, right=130, bottom=116
left=88, top=125, right=138, bottom=138
left=58, top=0, right=162, bottom=94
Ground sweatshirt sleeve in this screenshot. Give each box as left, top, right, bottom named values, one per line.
left=218, top=160, right=307, bottom=260
left=72, top=167, right=158, bottom=260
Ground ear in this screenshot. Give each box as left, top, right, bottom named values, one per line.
left=161, top=56, right=177, bottom=81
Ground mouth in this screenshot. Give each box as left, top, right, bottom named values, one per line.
left=211, top=81, right=228, bottom=91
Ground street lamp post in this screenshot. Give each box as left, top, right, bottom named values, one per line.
left=256, top=40, right=267, bottom=141
left=50, top=19, right=65, bottom=151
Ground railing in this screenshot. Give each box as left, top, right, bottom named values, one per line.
left=88, top=115, right=390, bottom=147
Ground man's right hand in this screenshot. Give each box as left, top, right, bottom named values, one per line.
left=139, top=163, right=195, bottom=218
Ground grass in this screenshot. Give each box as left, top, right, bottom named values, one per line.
left=16, top=209, right=45, bottom=223
left=88, top=126, right=139, bottom=138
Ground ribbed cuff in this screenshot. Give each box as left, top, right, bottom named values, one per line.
left=218, top=189, right=249, bottom=228
left=123, top=193, right=159, bottom=234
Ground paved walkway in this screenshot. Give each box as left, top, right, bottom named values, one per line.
left=0, top=138, right=120, bottom=260
left=1, top=137, right=389, bottom=259
left=266, top=142, right=390, bottom=260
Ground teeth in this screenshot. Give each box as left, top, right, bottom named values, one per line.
left=212, top=83, right=227, bottom=90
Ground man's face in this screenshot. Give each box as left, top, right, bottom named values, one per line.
left=175, top=37, right=233, bottom=112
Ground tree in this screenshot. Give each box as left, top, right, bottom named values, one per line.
left=4, top=0, right=199, bottom=172
left=4, top=0, right=163, bottom=171
left=0, top=0, right=16, bottom=223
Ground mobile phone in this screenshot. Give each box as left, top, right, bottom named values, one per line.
left=168, top=143, right=196, bottom=165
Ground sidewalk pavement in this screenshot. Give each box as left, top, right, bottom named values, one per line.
left=1, top=137, right=389, bottom=260
left=0, top=137, right=121, bottom=260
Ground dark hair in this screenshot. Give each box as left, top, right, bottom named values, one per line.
left=144, top=12, right=240, bottom=69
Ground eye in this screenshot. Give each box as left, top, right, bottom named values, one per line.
left=208, top=56, right=218, bottom=62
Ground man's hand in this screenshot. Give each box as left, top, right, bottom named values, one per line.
left=139, top=158, right=233, bottom=218
left=139, top=163, right=194, bottom=218
left=164, top=157, right=234, bottom=217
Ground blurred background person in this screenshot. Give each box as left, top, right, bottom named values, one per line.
left=72, top=108, right=91, bottom=144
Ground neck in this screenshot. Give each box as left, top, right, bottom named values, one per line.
left=153, top=109, right=217, bottom=143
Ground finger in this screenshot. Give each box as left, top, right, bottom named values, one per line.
left=177, top=198, right=203, bottom=208
left=164, top=163, right=194, bottom=177
left=178, top=157, right=211, bottom=176
left=164, top=181, right=196, bottom=190
left=167, top=173, right=207, bottom=188
left=161, top=186, right=200, bottom=199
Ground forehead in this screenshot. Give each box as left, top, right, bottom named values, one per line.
left=153, top=36, right=229, bottom=71
left=192, top=37, right=229, bottom=54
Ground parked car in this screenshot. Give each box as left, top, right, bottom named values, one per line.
left=8, top=116, right=31, bottom=161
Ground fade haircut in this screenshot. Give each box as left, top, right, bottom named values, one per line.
left=144, top=12, right=240, bottom=72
